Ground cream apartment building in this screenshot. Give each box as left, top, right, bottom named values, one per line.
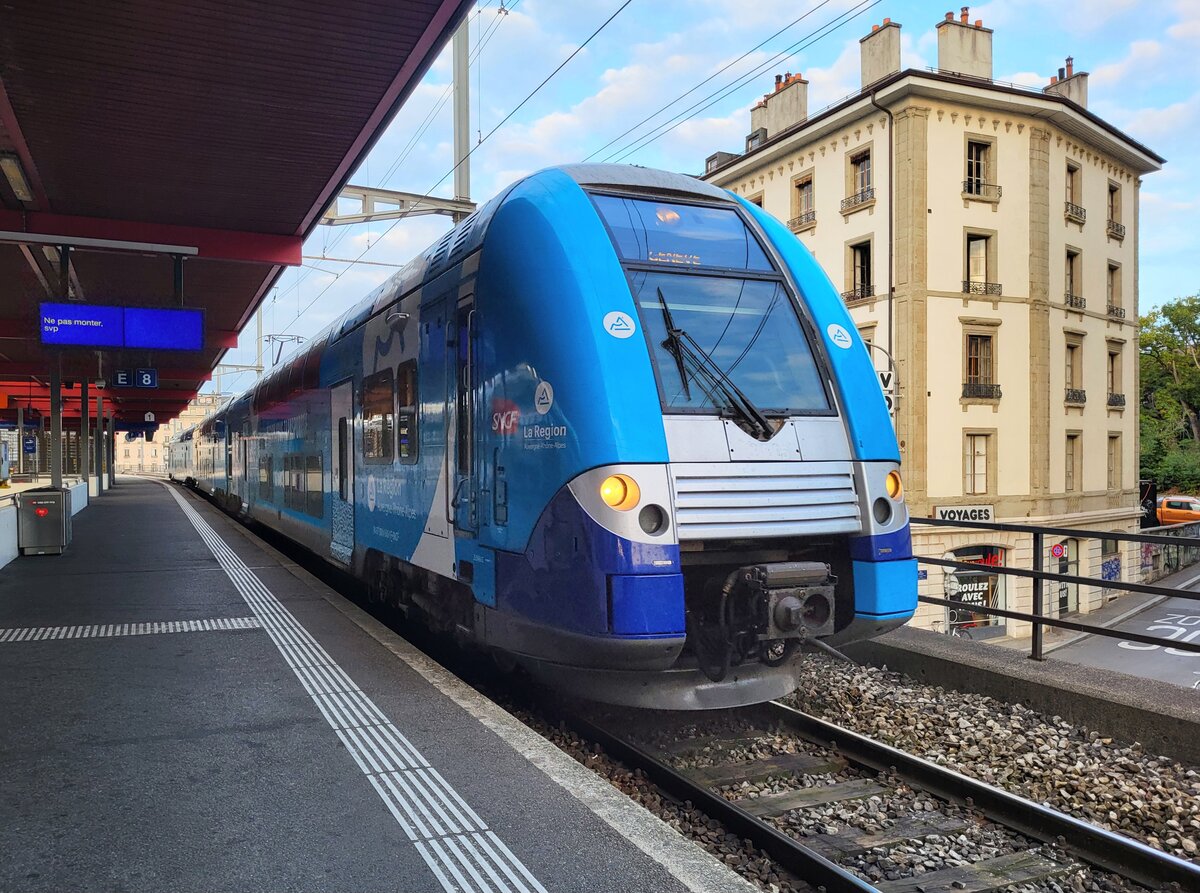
left=703, top=9, right=1163, bottom=637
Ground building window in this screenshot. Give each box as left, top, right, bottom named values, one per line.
left=747, top=193, right=764, bottom=208
left=852, top=150, right=871, bottom=193
left=1106, top=182, right=1124, bottom=238
left=964, top=140, right=998, bottom=198
left=362, top=369, right=394, bottom=463
left=1065, top=163, right=1085, bottom=223
left=964, top=332, right=998, bottom=398
left=844, top=240, right=872, bottom=301
left=1108, top=434, right=1121, bottom=490
left=963, top=233, right=999, bottom=294
left=1064, top=249, right=1084, bottom=308
left=1106, top=263, right=1123, bottom=317
left=1107, top=345, right=1125, bottom=406
left=790, top=175, right=815, bottom=229
left=1065, top=433, right=1081, bottom=492
left=964, top=433, right=990, bottom=495
left=1064, top=334, right=1085, bottom=404
left=123, top=449, right=130, bottom=458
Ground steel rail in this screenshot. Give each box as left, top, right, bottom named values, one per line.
left=768, top=702, right=1200, bottom=892
left=562, top=710, right=877, bottom=893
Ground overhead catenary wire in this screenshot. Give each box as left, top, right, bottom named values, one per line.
left=581, top=0, right=835, bottom=163
left=605, top=0, right=881, bottom=164
left=276, top=0, right=634, bottom=339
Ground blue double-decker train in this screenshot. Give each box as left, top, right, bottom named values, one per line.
left=167, top=164, right=916, bottom=709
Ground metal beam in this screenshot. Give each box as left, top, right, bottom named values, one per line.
left=0, top=210, right=303, bottom=265
left=320, top=184, right=474, bottom=226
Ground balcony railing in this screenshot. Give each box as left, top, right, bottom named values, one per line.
left=1107, top=303, right=1126, bottom=319
left=841, top=284, right=874, bottom=303
left=962, top=179, right=1002, bottom=199
left=1108, top=392, right=1127, bottom=408
left=788, top=210, right=816, bottom=230
left=1064, top=292, right=1087, bottom=310
left=841, top=188, right=875, bottom=212
left=962, top=382, right=1002, bottom=399
left=1065, top=387, right=1087, bottom=405
left=962, top=280, right=1002, bottom=296
left=1107, top=219, right=1126, bottom=240
left=1065, top=201, right=1087, bottom=224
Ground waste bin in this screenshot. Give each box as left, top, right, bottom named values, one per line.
left=17, top=487, right=72, bottom=555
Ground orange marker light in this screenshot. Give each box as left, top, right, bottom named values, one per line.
left=600, top=474, right=640, bottom=511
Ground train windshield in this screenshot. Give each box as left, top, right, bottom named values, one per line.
left=629, top=269, right=830, bottom=415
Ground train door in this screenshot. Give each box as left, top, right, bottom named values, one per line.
left=330, top=381, right=354, bottom=565
left=452, top=294, right=477, bottom=534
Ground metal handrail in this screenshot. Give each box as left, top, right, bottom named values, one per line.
left=962, top=179, right=1002, bottom=199
left=1107, top=303, right=1126, bottom=319
left=1065, top=200, right=1086, bottom=222
left=962, top=382, right=1001, bottom=399
left=1064, top=292, right=1086, bottom=309
left=841, top=284, right=873, bottom=302
left=788, top=210, right=816, bottom=228
left=1107, top=219, right=1126, bottom=238
left=1108, top=392, right=1126, bottom=407
left=1064, top=387, right=1086, bottom=403
left=913, top=516, right=1200, bottom=660
left=840, top=187, right=874, bottom=212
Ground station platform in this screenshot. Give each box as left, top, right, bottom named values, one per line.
left=0, top=477, right=750, bottom=893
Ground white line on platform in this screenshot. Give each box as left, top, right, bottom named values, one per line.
left=162, top=483, right=547, bottom=893
left=0, top=616, right=260, bottom=643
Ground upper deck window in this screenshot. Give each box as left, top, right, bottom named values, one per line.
left=592, top=194, right=773, bottom=271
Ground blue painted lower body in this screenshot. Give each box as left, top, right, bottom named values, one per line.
left=851, top=556, right=918, bottom=619
left=494, top=487, right=683, bottom=638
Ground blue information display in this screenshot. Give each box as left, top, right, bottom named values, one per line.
left=125, top=307, right=203, bottom=350
left=22, top=436, right=36, bottom=455
left=39, top=303, right=124, bottom=347
left=135, top=368, right=158, bottom=388
left=39, top=303, right=203, bottom=351
left=113, top=369, right=133, bottom=387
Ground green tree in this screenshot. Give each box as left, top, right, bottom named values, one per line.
left=1141, top=293, right=1200, bottom=488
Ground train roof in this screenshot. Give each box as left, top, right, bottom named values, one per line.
left=234, top=164, right=737, bottom=418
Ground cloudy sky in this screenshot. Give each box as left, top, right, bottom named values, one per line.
left=217, top=0, right=1199, bottom=391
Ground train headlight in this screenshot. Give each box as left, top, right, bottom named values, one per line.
left=885, top=470, right=903, bottom=500
left=600, top=474, right=640, bottom=511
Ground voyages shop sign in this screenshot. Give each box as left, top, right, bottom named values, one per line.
left=933, top=504, right=994, bottom=522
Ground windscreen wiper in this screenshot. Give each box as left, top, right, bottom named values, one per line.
left=656, top=288, right=773, bottom=439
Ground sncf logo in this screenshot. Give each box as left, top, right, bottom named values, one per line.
left=491, top=399, right=520, bottom=435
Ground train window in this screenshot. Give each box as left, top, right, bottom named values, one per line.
left=630, top=271, right=830, bottom=415
left=306, top=455, right=323, bottom=518
left=362, top=369, right=394, bottom=463
left=259, top=454, right=272, bottom=501
left=397, top=361, right=418, bottom=463
left=337, top=418, right=349, bottom=500
left=591, top=194, right=772, bottom=271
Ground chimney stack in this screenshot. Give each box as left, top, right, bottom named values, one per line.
left=936, top=7, right=993, bottom=80
left=749, top=71, right=808, bottom=144
left=860, top=19, right=902, bottom=88
left=1044, top=55, right=1088, bottom=108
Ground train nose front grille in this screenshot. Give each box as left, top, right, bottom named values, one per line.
left=669, top=461, right=861, bottom=540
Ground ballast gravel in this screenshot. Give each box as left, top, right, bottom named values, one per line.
left=785, top=654, right=1200, bottom=862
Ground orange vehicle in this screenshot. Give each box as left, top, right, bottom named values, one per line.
left=1156, top=496, right=1200, bottom=525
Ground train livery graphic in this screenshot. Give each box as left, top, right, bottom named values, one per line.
left=168, top=164, right=917, bottom=709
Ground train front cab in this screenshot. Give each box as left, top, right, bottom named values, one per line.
left=480, top=169, right=916, bottom=709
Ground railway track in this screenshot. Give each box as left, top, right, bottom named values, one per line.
left=563, top=701, right=1200, bottom=893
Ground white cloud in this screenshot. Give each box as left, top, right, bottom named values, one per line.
left=1090, top=39, right=1162, bottom=87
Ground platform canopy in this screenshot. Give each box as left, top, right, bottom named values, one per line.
left=0, top=0, right=470, bottom=424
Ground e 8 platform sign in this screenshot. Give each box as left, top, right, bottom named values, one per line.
left=40, top=303, right=203, bottom=351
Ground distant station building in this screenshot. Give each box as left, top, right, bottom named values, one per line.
left=702, top=8, right=1163, bottom=637
left=115, top=393, right=225, bottom=476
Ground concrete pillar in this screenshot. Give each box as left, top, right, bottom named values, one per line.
left=81, top=379, right=90, bottom=484
left=93, top=395, right=103, bottom=496
left=16, top=405, right=23, bottom=476
left=107, top=414, right=115, bottom=488
left=50, top=360, right=63, bottom=489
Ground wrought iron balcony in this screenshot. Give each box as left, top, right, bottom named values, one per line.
left=1107, top=219, right=1126, bottom=240
left=788, top=210, right=816, bottom=230
left=962, top=179, right=1002, bottom=199
left=841, top=284, right=874, bottom=303
left=962, top=280, right=1002, bottom=296
left=841, top=188, right=875, bottom=212
left=1064, top=292, right=1087, bottom=310
left=1107, top=303, right=1126, bottom=319
left=962, top=382, right=1002, bottom=399
left=1065, top=201, right=1087, bottom=224
left=1065, top=388, right=1087, bottom=405
left=1107, top=392, right=1126, bottom=408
